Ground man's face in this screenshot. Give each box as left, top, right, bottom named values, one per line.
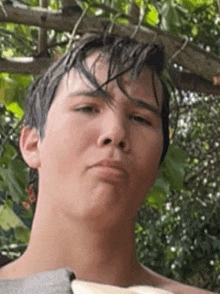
left=36, top=52, right=163, bottom=225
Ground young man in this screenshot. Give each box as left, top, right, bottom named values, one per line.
left=0, top=34, right=216, bottom=294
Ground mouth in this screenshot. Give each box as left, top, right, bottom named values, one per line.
left=91, top=159, right=128, bottom=179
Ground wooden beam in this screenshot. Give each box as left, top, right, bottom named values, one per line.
left=38, top=0, right=48, bottom=56
left=1, top=57, right=220, bottom=96
left=0, top=4, right=220, bottom=84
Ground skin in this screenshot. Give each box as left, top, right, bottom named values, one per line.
left=0, top=52, right=216, bottom=294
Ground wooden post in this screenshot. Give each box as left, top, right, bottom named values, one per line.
left=38, top=0, right=48, bottom=56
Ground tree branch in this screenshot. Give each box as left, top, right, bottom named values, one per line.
left=91, top=3, right=135, bottom=22
left=61, top=0, right=82, bottom=15
left=1, top=56, right=220, bottom=96
left=128, top=2, right=139, bottom=25
left=0, top=57, right=53, bottom=75
left=0, top=4, right=220, bottom=85
left=38, top=0, right=48, bottom=56
left=169, top=68, right=220, bottom=96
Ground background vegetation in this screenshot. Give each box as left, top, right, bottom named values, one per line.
left=0, top=0, right=219, bottom=292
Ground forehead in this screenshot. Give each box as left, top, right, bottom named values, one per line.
left=55, top=51, right=163, bottom=107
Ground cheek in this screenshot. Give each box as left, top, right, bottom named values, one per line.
left=71, top=122, right=99, bottom=158
left=75, top=128, right=97, bottom=157
left=131, top=130, right=163, bottom=185
left=134, top=129, right=163, bottom=164
left=39, top=117, right=73, bottom=171
left=43, top=118, right=99, bottom=169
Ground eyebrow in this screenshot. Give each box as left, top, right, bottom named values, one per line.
left=67, top=90, right=161, bottom=118
left=129, top=97, right=161, bottom=118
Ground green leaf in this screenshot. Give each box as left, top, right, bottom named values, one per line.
left=0, top=178, right=7, bottom=191
left=5, top=199, right=13, bottom=209
left=146, top=186, right=166, bottom=211
left=145, top=4, right=159, bottom=26
left=14, top=226, right=30, bottom=244
left=0, top=73, right=32, bottom=108
left=154, top=176, right=170, bottom=194
left=0, top=74, right=12, bottom=105
left=0, top=158, right=28, bottom=202
left=160, top=1, right=183, bottom=33
left=6, top=102, right=24, bottom=119
left=0, top=205, right=20, bottom=230
left=180, top=0, right=197, bottom=12
left=162, top=145, right=187, bottom=191
left=0, top=143, right=17, bottom=168
left=134, top=223, right=144, bottom=234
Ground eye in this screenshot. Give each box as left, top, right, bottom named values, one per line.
left=129, top=114, right=152, bottom=126
left=74, top=106, right=98, bottom=114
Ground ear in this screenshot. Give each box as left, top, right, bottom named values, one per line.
left=19, top=126, right=41, bottom=169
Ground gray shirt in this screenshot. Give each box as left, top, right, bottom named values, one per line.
left=0, top=267, right=75, bottom=294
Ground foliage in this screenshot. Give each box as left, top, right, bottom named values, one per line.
left=135, top=92, right=220, bottom=291
left=0, top=0, right=219, bottom=292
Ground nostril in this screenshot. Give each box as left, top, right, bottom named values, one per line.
left=119, top=142, right=125, bottom=149
left=103, top=138, right=126, bottom=149
left=104, top=138, right=111, bottom=145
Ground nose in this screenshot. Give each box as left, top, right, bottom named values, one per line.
left=97, top=111, right=130, bottom=152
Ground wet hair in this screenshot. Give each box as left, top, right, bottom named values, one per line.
left=23, top=34, right=170, bottom=199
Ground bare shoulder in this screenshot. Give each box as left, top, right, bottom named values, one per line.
left=0, top=259, right=23, bottom=280
left=140, top=264, right=217, bottom=294
left=0, top=264, right=14, bottom=280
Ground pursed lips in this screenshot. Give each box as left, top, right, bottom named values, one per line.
left=92, top=159, right=128, bottom=178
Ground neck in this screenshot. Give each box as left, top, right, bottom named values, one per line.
left=9, top=198, right=142, bottom=286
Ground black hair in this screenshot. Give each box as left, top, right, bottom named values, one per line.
left=23, top=33, right=170, bottom=199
